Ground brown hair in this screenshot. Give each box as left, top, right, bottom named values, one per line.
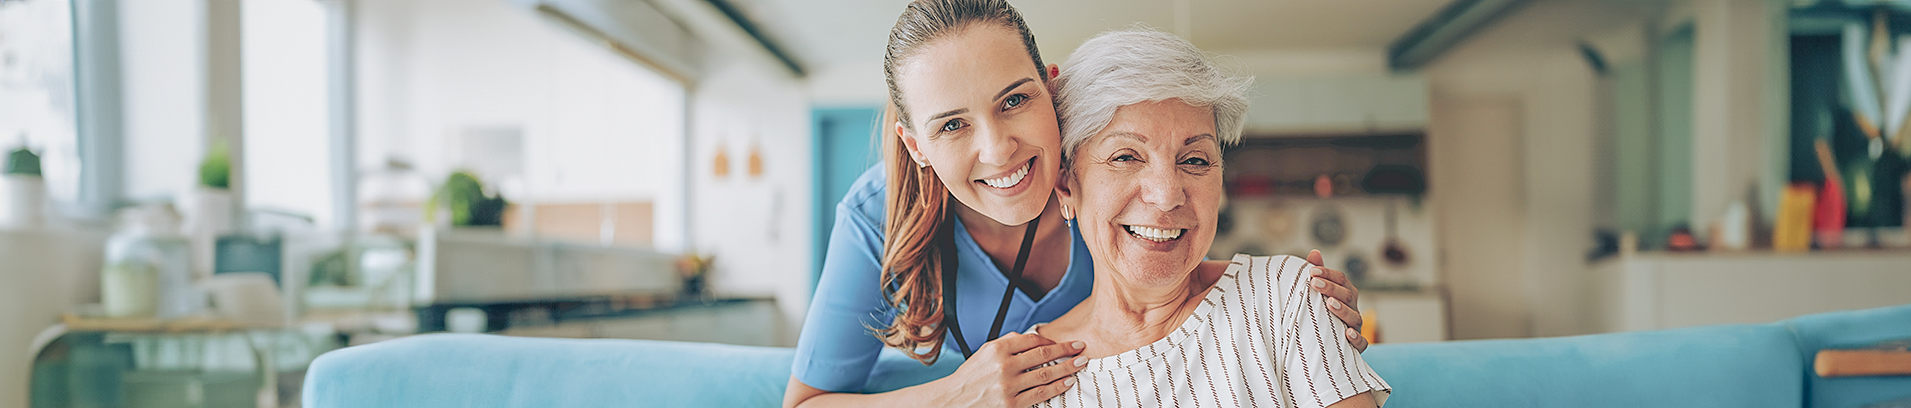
left=874, top=0, right=1047, bottom=365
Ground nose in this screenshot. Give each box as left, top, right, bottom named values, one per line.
left=973, top=119, right=1018, bottom=167
left=1138, top=162, right=1186, bottom=212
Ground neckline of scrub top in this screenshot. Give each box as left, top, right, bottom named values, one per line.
left=949, top=214, right=1087, bottom=311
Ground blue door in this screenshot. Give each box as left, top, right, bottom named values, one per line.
left=813, top=107, right=882, bottom=292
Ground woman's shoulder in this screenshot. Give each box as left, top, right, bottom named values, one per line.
left=837, top=165, right=890, bottom=226
left=1222, top=254, right=1311, bottom=298
left=1227, top=254, right=1309, bottom=277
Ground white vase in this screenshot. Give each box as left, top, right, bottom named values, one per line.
left=1, top=174, right=46, bottom=229
left=179, top=187, right=234, bottom=279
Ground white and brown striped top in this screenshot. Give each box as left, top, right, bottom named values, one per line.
left=1030, top=254, right=1391, bottom=408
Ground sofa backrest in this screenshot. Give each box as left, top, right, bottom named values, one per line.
left=310, top=305, right=1911, bottom=408
left=304, top=334, right=794, bottom=407
left=1362, top=323, right=1803, bottom=408
left=302, top=333, right=962, bottom=407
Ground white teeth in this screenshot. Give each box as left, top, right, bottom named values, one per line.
left=1125, top=225, right=1183, bottom=242
left=982, top=161, right=1030, bottom=189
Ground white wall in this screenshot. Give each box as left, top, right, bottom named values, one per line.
left=665, top=0, right=817, bottom=344
left=688, top=57, right=814, bottom=343
left=356, top=0, right=814, bottom=342
left=354, top=0, right=687, bottom=247
left=1423, top=0, right=1656, bottom=338
left=1427, top=97, right=1534, bottom=339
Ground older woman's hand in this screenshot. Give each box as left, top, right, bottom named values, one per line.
left=1306, top=249, right=1367, bottom=352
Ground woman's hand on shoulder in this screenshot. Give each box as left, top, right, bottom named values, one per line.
left=938, top=332, right=1087, bottom=407
left=1306, top=249, right=1367, bottom=353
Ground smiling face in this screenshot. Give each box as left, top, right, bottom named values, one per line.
left=1059, top=99, right=1225, bottom=287
left=892, top=25, right=1061, bottom=226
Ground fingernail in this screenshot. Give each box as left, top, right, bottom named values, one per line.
left=1073, top=357, right=1088, bottom=367
left=1347, top=328, right=1359, bottom=337
left=1328, top=298, right=1342, bottom=310
left=1312, top=278, right=1326, bottom=289
left=1065, top=377, right=1077, bottom=386
left=1308, top=267, right=1321, bottom=276
left=1071, top=341, right=1086, bottom=349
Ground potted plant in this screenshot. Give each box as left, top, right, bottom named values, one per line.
left=3, top=140, right=45, bottom=228
left=181, top=144, right=236, bottom=278
left=428, top=171, right=508, bottom=227
left=675, top=253, right=714, bottom=300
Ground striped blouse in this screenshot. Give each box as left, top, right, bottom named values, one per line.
left=1031, top=254, right=1391, bottom=408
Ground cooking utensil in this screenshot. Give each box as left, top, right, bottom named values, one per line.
left=1382, top=200, right=1410, bottom=267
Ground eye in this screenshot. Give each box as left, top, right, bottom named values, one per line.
left=1003, top=93, right=1029, bottom=109
left=1180, top=157, right=1211, bottom=166
left=939, top=118, right=967, bottom=133
left=1113, top=153, right=1139, bottom=162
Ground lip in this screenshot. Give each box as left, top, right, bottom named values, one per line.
left=1121, top=224, right=1189, bottom=250
left=972, top=157, right=1038, bottom=197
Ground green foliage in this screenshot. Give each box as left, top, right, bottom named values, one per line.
left=200, top=144, right=231, bottom=189
left=430, top=171, right=507, bottom=227
left=4, top=147, right=40, bottom=176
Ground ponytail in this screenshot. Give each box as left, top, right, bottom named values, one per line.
left=875, top=102, right=955, bottom=364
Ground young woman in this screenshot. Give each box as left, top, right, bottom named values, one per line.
left=784, top=1, right=1366, bottom=407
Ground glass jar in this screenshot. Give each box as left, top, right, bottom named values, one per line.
left=102, top=203, right=199, bottom=318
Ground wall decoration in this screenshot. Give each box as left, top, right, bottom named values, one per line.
left=712, top=140, right=730, bottom=179
left=748, top=141, right=764, bottom=178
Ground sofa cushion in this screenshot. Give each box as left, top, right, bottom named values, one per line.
left=1361, top=324, right=1803, bottom=408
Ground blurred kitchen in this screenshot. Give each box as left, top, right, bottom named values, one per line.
left=2, top=0, right=1908, bottom=406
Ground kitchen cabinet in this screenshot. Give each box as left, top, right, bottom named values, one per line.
left=1246, top=74, right=1429, bottom=136
left=1591, top=251, right=1911, bottom=333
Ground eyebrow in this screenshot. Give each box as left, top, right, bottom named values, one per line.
left=993, top=78, right=1035, bottom=102
left=920, top=77, right=1036, bottom=127
left=1105, top=131, right=1147, bottom=143
left=1184, top=134, right=1216, bottom=146
left=924, top=108, right=969, bottom=125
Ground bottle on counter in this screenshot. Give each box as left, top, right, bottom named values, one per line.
left=2, top=143, right=46, bottom=229
left=102, top=203, right=201, bottom=319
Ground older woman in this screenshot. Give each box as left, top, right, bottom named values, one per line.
left=1031, top=28, right=1391, bottom=408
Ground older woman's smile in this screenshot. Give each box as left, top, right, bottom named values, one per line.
left=1123, top=225, right=1183, bottom=242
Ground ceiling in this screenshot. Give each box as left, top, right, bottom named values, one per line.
left=729, top=0, right=1460, bottom=73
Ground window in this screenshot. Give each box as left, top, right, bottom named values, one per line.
left=0, top=0, right=79, bottom=204
left=242, top=0, right=335, bottom=227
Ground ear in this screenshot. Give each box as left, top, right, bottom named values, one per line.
left=1046, top=65, right=1063, bottom=96
left=895, top=120, right=927, bottom=167
left=1054, top=165, right=1082, bottom=219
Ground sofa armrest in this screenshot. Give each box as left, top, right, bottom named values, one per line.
left=1784, top=304, right=1911, bottom=408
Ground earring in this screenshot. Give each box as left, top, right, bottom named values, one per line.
left=1060, top=205, right=1074, bottom=220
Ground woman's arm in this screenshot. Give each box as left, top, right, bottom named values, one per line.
left=1325, top=392, right=1379, bottom=408
left=784, top=170, right=1085, bottom=407
left=785, top=334, right=1085, bottom=408
left=1265, top=255, right=1392, bottom=408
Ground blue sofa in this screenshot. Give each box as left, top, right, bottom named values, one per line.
left=304, top=304, right=1911, bottom=407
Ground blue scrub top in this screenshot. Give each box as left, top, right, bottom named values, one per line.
left=793, top=165, right=1096, bottom=393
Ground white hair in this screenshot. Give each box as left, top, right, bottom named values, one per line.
left=1052, top=27, right=1253, bottom=166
